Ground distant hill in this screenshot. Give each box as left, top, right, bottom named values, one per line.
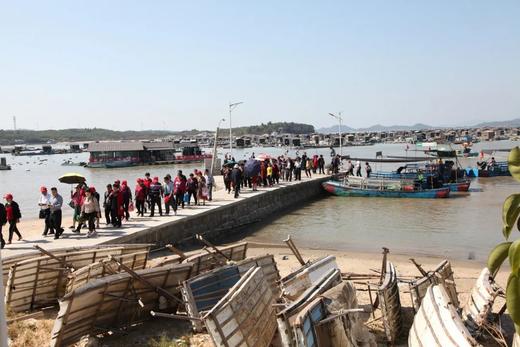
left=233, top=122, right=315, bottom=136
left=473, top=118, right=520, bottom=128
left=0, top=122, right=316, bottom=145
left=317, top=123, right=434, bottom=133
left=317, top=118, right=520, bottom=133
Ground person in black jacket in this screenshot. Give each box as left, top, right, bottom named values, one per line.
left=231, top=164, right=243, bottom=198
left=0, top=202, right=6, bottom=249
left=4, top=194, right=22, bottom=244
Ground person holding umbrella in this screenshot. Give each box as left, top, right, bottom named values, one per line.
left=4, top=194, right=22, bottom=244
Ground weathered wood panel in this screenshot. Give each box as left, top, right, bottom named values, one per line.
left=6, top=247, right=132, bottom=312
left=237, top=254, right=281, bottom=297
left=181, top=265, right=241, bottom=332
left=280, top=256, right=338, bottom=300
left=66, top=251, right=149, bottom=294
left=409, top=260, right=459, bottom=311
left=50, top=263, right=192, bottom=347
left=378, top=262, right=402, bottom=344
left=204, top=267, right=277, bottom=347
left=183, top=242, right=248, bottom=276
left=2, top=243, right=152, bottom=286
left=408, top=284, right=478, bottom=347
left=461, top=267, right=500, bottom=331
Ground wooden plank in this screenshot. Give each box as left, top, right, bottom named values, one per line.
left=50, top=263, right=192, bottom=347
left=66, top=251, right=149, bottom=294
left=237, top=254, right=281, bottom=297
left=183, top=242, right=248, bottom=276
left=378, top=262, right=402, bottom=344
left=5, top=247, right=130, bottom=312
left=2, top=243, right=153, bottom=286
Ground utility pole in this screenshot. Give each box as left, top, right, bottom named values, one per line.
left=329, top=112, right=343, bottom=157
left=211, top=118, right=226, bottom=175
left=13, top=116, right=16, bottom=132
left=228, top=102, right=243, bottom=158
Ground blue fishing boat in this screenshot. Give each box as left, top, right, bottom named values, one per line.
left=322, top=178, right=450, bottom=199
left=466, top=161, right=510, bottom=177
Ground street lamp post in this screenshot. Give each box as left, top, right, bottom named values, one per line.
left=329, top=112, right=343, bottom=157
left=228, top=102, right=243, bottom=158
left=211, top=118, right=226, bottom=175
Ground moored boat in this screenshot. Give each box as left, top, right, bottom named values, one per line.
left=443, top=179, right=471, bottom=192
left=322, top=177, right=450, bottom=199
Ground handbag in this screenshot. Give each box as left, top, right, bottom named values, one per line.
left=128, top=202, right=135, bottom=212
left=164, top=195, right=171, bottom=204
left=39, top=209, right=47, bottom=219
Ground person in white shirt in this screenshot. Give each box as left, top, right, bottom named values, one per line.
left=38, top=186, right=53, bottom=236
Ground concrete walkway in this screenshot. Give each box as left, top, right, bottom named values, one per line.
left=0, top=174, right=331, bottom=258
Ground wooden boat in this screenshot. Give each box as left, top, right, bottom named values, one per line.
left=65, top=250, right=149, bottom=294
left=408, top=284, right=478, bottom=347
left=291, top=297, right=328, bottom=347
left=378, top=262, right=402, bottom=344
left=461, top=268, right=500, bottom=331
left=204, top=267, right=278, bottom=347
left=322, top=178, right=450, bottom=199
left=181, top=254, right=280, bottom=332
left=5, top=246, right=137, bottom=312
left=466, top=161, right=510, bottom=177
left=280, top=255, right=338, bottom=300
left=50, top=263, right=193, bottom=347
left=409, top=260, right=459, bottom=312
left=2, top=243, right=153, bottom=286
left=277, top=268, right=342, bottom=346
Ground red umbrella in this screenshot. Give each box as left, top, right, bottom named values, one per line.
left=255, top=153, right=272, bottom=161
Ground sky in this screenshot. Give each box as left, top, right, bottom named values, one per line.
left=0, top=1, right=519, bottom=131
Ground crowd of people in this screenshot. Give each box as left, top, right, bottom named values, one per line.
left=0, top=153, right=333, bottom=249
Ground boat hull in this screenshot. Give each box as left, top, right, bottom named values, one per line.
left=322, top=181, right=450, bottom=199
left=444, top=180, right=471, bottom=192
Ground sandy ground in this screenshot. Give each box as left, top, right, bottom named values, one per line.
left=6, top=241, right=513, bottom=347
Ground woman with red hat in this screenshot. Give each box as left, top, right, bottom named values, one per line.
left=134, top=179, right=146, bottom=217
left=4, top=194, right=22, bottom=244
left=120, top=180, right=132, bottom=220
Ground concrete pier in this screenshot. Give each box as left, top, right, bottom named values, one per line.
left=0, top=174, right=331, bottom=257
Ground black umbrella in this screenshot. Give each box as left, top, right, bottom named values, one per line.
left=224, top=160, right=237, bottom=168
left=244, top=159, right=261, bottom=177
left=58, top=173, right=86, bottom=184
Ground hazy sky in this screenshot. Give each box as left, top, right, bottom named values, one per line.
left=1, top=1, right=519, bottom=131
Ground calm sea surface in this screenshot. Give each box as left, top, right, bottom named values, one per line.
left=0, top=140, right=518, bottom=261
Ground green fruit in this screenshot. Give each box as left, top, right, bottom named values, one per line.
left=503, top=194, right=520, bottom=239
left=510, top=240, right=520, bottom=275
left=488, top=242, right=512, bottom=276
left=507, top=274, right=520, bottom=329
left=509, top=147, right=520, bottom=183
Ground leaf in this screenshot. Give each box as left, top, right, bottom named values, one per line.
left=510, top=239, right=520, bottom=276
left=488, top=242, right=512, bottom=276
left=503, top=194, right=520, bottom=239
left=507, top=274, right=520, bottom=332
left=509, top=147, right=520, bottom=183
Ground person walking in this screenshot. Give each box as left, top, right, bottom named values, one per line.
left=266, top=163, right=273, bottom=186
left=365, top=162, right=372, bottom=178
left=49, top=187, right=64, bottom=239
left=103, top=184, right=113, bottom=225
left=355, top=161, right=362, bottom=177
left=174, top=171, right=187, bottom=209
left=4, top=194, right=22, bottom=244
left=70, top=185, right=84, bottom=230
left=76, top=188, right=101, bottom=237
left=222, top=166, right=232, bottom=193
left=38, top=186, right=53, bottom=236
left=204, top=169, right=214, bottom=201
left=163, top=176, right=176, bottom=215
left=186, top=173, right=198, bottom=205
left=109, top=184, right=123, bottom=227
left=197, top=171, right=208, bottom=206
left=318, top=155, right=325, bottom=174
left=0, top=202, right=6, bottom=249
left=121, top=180, right=132, bottom=220
left=305, top=158, right=313, bottom=178
left=231, top=164, right=242, bottom=198
left=149, top=177, right=163, bottom=216
left=134, top=179, right=147, bottom=217
left=294, top=158, right=302, bottom=181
